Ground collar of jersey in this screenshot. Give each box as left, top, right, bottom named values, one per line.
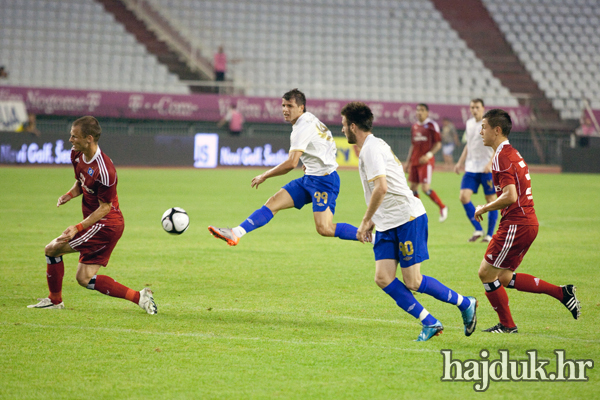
left=495, top=140, right=510, bottom=157
left=82, top=146, right=101, bottom=164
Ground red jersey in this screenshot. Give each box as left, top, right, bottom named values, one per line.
left=492, top=141, right=538, bottom=225
left=410, top=117, right=441, bottom=165
left=71, top=147, right=123, bottom=223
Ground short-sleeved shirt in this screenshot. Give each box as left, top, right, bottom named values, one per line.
left=409, top=117, right=441, bottom=166
left=492, top=141, right=538, bottom=226
left=289, top=112, right=338, bottom=176
left=359, top=134, right=426, bottom=232
left=72, top=147, right=123, bottom=223
left=464, top=117, right=493, bottom=173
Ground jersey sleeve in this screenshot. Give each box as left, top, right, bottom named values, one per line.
left=495, top=152, right=516, bottom=189
left=429, top=122, right=442, bottom=143
left=363, top=145, right=387, bottom=182
left=289, top=118, right=312, bottom=153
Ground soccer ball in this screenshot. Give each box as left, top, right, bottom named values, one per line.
left=161, top=207, right=190, bottom=235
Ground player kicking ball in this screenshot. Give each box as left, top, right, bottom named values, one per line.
left=209, top=89, right=358, bottom=246
left=341, top=102, right=477, bottom=341
left=474, top=109, right=580, bottom=333
left=28, top=116, right=157, bottom=314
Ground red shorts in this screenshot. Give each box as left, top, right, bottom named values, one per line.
left=69, top=220, right=124, bottom=266
left=408, top=162, right=433, bottom=184
left=484, top=222, right=538, bottom=271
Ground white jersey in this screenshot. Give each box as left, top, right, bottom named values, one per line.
left=464, top=117, right=493, bottom=173
left=359, top=134, right=426, bottom=232
left=289, top=112, right=338, bottom=176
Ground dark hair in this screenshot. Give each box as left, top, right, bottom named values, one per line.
left=471, top=98, right=485, bottom=107
left=417, top=103, right=429, bottom=111
left=73, top=116, right=102, bottom=142
left=483, top=109, right=512, bottom=137
left=341, top=102, right=374, bottom=132
left=282, top=88, right=306, bottom=112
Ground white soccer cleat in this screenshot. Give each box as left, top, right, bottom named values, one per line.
left=482, top=235, right=493, bottom=243
left=439, top=206, right=448, bottom=222
left=138, top=288, right=157, bottom=315
left=27, top=297, right=65, bottom=309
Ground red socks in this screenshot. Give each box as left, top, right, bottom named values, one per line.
left=484, top=280, right=516, bottom=328
left=91, top=275, right=141, bottom=304
left=46, top=256, right=65, bottom=305
left=425, top=189, right=446, bottom=209
left=513, top=273, right=563, bottom=301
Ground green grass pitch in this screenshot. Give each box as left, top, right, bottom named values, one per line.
left=1, top=166, right=599, bottom=399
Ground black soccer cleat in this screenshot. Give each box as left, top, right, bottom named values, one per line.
left=482, top=323, right=518, bottom=333
left=561, top=285, right=581, bottom=320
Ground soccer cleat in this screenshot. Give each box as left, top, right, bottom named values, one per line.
left=439, top=206, right=448, bottom=222
left=468, top=231, right=484, bottom=242
left=461, top=296, right=478, bottom=336
left=561, top=285, right=581, bottom=320
left=27, top=298, right=65, bottom=309
left=482, top=323, right=518, bottom=333
left=138, top=288, right=157, bottom=315
left=415, top=321, right=444, bottom=342
left=208, top=226, right=239, bottom=246
left=482, top=235, right=493, bottom=243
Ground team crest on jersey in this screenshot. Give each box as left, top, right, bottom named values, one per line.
left=87, top=167, right=94, bottom=176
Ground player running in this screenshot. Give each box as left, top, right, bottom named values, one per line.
left=454, top=99, right=497, bottom=242
left=474, top=109, right=580, bottom=333
left=28, top=116, right=157, bottom=314
left=208, top=89, right=358, bottom=246
left=405, top=104, right=448, bottom=222
left=341, top=102, right=477, bottom=342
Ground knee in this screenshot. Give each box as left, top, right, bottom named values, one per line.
left=459, top=192, right=470, bottom=204
left=75, top=270, right=92, bottom=288
left=374, top=274, right=393, bottom=289
left=315, top=222, right=335, bottom=237
left=478, top=266, right=491, bottom=283
left=45, top=242, right=59, bottom=257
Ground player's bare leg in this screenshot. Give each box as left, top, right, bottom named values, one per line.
left=313, top=208, right=336, bottom=237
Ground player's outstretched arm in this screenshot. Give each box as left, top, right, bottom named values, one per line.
left=57, top=181, right=82, bottom=207
left=251, top=150, right=302, bottom=189
left=474, top=184, right=517, bottom=222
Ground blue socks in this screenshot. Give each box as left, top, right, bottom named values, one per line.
left=383, top=278, right=438, bottom=326
left=487, top=210, right=498, bottom=237
left=239, top=205, right=274, bottom=234
left=417, top=275, right=471, bottom=312
left=463, top=202, right=483, bottom=231
left=334, top=223, right=358, bottom=241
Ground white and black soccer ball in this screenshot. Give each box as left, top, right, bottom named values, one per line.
left=161, top=207, right=190, bottom=235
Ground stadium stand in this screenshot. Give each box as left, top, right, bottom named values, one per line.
left=157, top=0, right=519, bottom=105
left=482, top=0, right=600, bottom=120
left=0, top=0, right=189, bottom=94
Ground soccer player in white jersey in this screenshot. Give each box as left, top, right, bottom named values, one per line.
left=454, top=99, right=498, bottom=242
left=209, top=89, right=358, bottom=246
left=341, top=102, right=478, bottom=342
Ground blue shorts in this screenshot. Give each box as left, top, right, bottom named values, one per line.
left=282, top=171, right=340, bottom=214
left=373, top=214, right=429, bottom=268
left=461, top=172, right=495, bottom=195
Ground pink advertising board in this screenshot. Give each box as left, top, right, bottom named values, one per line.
left=1, top=85, right=533, bottom=131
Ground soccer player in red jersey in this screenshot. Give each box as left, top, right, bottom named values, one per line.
left=405, top=104, right=448, bottom=222
left=474, top=109, right=580, bottom=333
left=28, top=116, right=157, bottom=314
